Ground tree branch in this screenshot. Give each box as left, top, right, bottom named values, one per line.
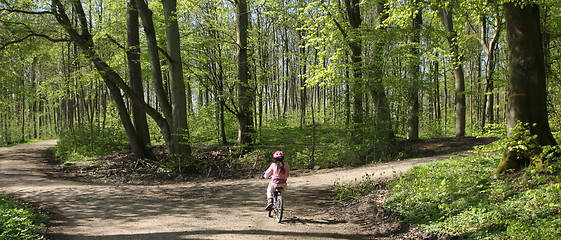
left=0, top=8, right=52, bottom=15
left=319, top=1, right=348, bottom=39
left=158, top=46, right=172, bottom=62
left=105, top=33, right=125, bottom=49
left=71, top=0, right=92, bottom=40
left=465, top=17, right=489, bottom=53
left=0, top=33, right=69, bottom=51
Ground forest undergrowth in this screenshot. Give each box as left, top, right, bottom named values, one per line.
left=0, top=195, right=46, bottom=240
left=334, top=126, right=561, bottom=239
left=49, top=123, right=496, bottom=185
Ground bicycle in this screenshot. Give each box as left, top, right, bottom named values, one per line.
left=268, top=186, right=284, bottom=223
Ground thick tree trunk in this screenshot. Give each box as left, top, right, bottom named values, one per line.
left=495, top=2, right=557, bottom=174
left=504, top=2, right=555, bottom=145
left=235, top=0, right=255, bottom=150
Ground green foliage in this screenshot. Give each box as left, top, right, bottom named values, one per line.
left=188, top=103, right=237, bottom=146
left=0, top=195, right=45, bottom=240
left=419, top=120, right=445, bottom=139
left=385, top=136, right=561, bottom=239
left=53, top=124, right=129, bottom=163
left=334, top=173, right=379, bottom=201
left=256, top=125, right=366, bottom=169
left=505, top=122, right=539, bottom=156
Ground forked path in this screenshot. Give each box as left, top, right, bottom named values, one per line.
left=0, top=140, right=469, bottom=240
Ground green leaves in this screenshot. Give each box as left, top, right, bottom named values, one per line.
left=334, top=173, right=378, bottom=201
left=53, top=124, right=129, bottom=162
left=0, top=195, right=45, bottom=240
left=385, top=137, right=561, bottom=238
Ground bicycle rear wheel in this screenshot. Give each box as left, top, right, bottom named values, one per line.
left=275, top=195, right=283, bottom=223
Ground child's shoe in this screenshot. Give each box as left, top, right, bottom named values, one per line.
left=265, top=199, right=273, bottom=211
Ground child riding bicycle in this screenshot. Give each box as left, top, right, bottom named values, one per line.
left=261, top=151, right=290, bottom=211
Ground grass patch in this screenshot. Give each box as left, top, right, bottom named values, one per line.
left=0, top=195, right=45, bottom=240
left=384, top=138, right=561, bottom=239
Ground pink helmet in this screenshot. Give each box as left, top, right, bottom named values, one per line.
left=273, top=151, right=284, bottom=159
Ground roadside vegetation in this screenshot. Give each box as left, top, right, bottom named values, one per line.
left=334, top=124, right=561, bottom=239
left=0, top=195, right=45, bottom=240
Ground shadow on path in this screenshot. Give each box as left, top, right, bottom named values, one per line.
left=48, top=229, right=372, bottom=240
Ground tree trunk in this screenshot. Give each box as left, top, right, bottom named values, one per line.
left=134, top=0, right=173, bottom=122
left=20, top=75, right=25, bottom=143
left=476, top=12, right=502, bottom=128
left=235, top=0, right=255, bottom=151
left=504, top=2, right=555, bottom=145
left=495, top=2, right=557, bottom=174
left=127, top=0, right=153, bottom=159
left=217, top=68, right=228, bottom=145
left=370, top=0, right=395, bottom=158
left=299, top=31, right=307, bottom=129
left=162, top=0, right=191, bottom=156
left=439, top=6, right=466, bottom=137
left=344, top=0, right=364, bottom=141
left=106, top=81, right=149, bottom=159
left=407, top=0, right=421, bottom=140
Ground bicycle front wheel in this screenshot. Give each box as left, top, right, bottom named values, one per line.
left=275, top=195, right=283, bottom=223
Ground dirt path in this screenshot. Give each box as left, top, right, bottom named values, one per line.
left=0, top=140, right=472, bottom=240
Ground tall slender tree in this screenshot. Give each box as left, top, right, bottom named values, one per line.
left=162, top=0, right=191, bottom=156
left=407, top=0, right=422, bottom=140
left=126, top=0, right=153, bottom=159
left=439, top=2, right=466, bottom=137
left=344, top=0, right=365, bottom=141
left=368, top=0, right=395, bottom=158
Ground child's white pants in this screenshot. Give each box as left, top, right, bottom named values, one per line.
left=267, top=182, right=287, bottom=200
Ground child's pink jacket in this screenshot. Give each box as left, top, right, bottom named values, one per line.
left=264, top=162, right=290, bottom=184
